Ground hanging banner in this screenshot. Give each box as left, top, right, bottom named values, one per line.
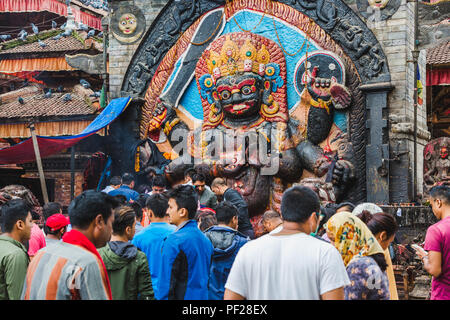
left=0, top=97, right=131, bottom=165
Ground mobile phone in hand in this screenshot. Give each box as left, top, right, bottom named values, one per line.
left=411, top=244, right=427, bottom=256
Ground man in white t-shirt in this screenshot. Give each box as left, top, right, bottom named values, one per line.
left=224, top=185, right=350, bottom=300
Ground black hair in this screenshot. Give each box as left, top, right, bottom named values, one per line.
left=146, top=193, right=169, bottom=218
left=109, top=176, right=122, bottom=186
left=121, top=173, right=135, bottom=186
left=136, top=184, right=151, bottom=194
left=430, top=185, right=450, bottom=205
left=184, top=168, right=196, bottom=178
left=318, top=204, right=337, bottom=231
left=167, top=185, right=198, bottom=219
left=112, top=206, right=136, bottom=235
left=0, top=199, right=31, bottom=233
left=44, top=223, right=67, bottom=236
left=215, top=201, right=238, bottom=225
left=31, top=210, right=41, bottom=221
left=152, top=175, right=166, bottom=188
left=371, top=253, right=388, bottom=272
left=128, top=202, right=143, bottom=221
left=135, top=194, right=150, bottom=211
left=192, top=173, right=206, bottom=184
left=43, top=202, right=62, bottom=220
left=281, top=186, right=320, bottom=223
left=358, top=211, right=399, bottom=239
left=195, top=210, right=217, bottom=231
left=68, top=190, right=120, bottom=229
left=112, top=194, right=127, bottom=205
left=336, top=201, right=355, bottom=211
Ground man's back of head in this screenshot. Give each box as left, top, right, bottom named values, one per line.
left=184, top=168, right=196, bottom=183
left=43, top=202, right=62, bottom=220
left=215, top=202, right=238, bottom=229
left=121, top=173, right=135, bottom=187
left=109, top=176, right=122, bottom=187
left=211, top=178, right=227, bottom=195
left=281, top=186, right=320, bottom=223
left=146, top=193, right=169, bottom=220
left=68, top=190, right=120, bottom=247
left=262, top=210, right=283, bottom=233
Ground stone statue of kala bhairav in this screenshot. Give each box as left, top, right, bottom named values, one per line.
left=144, top=32, right=355, bottom=231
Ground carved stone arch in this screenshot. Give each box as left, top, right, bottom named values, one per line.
left=121, top=0, right=390, bottom=97
left=119, top=0, right=393, bottom=204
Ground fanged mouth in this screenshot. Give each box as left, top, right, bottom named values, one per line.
left=224, top=103, right=253, bottom=114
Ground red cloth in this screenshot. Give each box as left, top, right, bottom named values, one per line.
left=46, top=214, right=70, bottom=231
left=62, top=229, right=112, bottom=300
left=427, top=68, right=450, bottom=86
left=0, top=0, right=102, bottom=30
left=28, top=223, right=46, bottom=257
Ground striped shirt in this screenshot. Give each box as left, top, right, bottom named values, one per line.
left=21, top=241, right=110, bottom=300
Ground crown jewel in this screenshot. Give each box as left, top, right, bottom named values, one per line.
left=206, top=36, right=271, bottom=80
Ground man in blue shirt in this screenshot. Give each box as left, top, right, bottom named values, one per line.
left=158, top=185, right=213, bottom=300
left=109, top=173, right=140, bottom=202
left=132, top=193, right=175, bottom=299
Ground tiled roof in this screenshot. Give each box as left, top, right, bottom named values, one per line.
left=0, top=31, right=102, bottom=56
left=427, top=41, right=450, bottom=65
left=0, top=85, right=97, bottom=119
left=1, top=36, right=85, bottom=55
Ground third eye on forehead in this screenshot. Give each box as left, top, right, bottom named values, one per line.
left=217, top=77, right=257, bottom=91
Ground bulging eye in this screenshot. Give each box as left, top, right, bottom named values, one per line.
left=121, top=21, right=126, bottom=25
left=220, top=90, right=231, bottom=100
left=130, top=21, right=134, bottom=24
left=204, top=78, right=213, bottom=88
left=241, top=86, right=252, bottom=95
left=265, top=66, right=275, bottom=76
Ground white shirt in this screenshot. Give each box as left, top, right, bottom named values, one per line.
left=269, top=224, right=283, bottom=235
left=225, top=232, right=350, bottom=300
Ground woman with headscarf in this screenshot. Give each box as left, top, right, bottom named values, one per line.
left=325, top=211, right=390, bottom=300
left=353, top=203, right=399, bottom=300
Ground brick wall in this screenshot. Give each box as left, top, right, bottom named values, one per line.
left=22, top=171, right=84, bottom=207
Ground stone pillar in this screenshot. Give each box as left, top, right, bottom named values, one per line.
left=347, top=0, right=430, bottom=202
left=360, top=82, right=394, bottom=204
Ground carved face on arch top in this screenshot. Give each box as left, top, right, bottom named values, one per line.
left=119, top=13, right=137, bottom=34
left=368, top=0, right=390, bottom=9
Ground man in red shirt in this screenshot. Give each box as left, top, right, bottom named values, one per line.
left=416, top=185, right=450, bottom=300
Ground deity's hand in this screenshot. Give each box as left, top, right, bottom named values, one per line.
left=331, top=159, right=355, bottom=198
left=330, top=83, right=351, bottom=110
left=148, top=100, right=176, bottom=133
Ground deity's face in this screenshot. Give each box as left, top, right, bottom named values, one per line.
left=215, top=72, right=263, bottom=122
left=118, top=13, right=137, bottom=34
left=368, top=0, right=390, bottom=9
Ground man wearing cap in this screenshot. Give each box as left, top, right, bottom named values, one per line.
left=44, top=214, right=70, bottom=246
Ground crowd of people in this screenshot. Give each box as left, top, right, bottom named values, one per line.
left=0, top=169, right=449, bottom=300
